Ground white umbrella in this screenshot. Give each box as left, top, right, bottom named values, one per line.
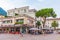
left=42, top=27, right=54, bottom=30
left=29, top=28, right=40, bottom=30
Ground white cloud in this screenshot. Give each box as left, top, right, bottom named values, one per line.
left=0, top=0, right=44, bottom=10
left=0, top=0, right=27, bottom=10
left=0, top=0, right=15, bottom=11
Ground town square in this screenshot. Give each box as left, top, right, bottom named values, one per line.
left=0, top=0, right=60, bottom=40
left=0, top=33, right=60, bottom=40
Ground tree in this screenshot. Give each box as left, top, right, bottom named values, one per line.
left=35, top=8, right=57, bottom=28
left=51, top=21, right=58, bottom=30
left=36, top=21, right=41, bottom=29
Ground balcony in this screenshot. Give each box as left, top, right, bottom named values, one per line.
left=15, top=22, right=23, bottom=24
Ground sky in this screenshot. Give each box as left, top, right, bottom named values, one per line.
left=0, top=0, right=60, bottom=17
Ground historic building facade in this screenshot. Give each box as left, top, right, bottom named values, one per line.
left=0, top=15, right=35, bottom=33
left=7, top=6, right=36, bottom=19
left=46, top=18, right=60, bottom=28
left=37, top=17, right=60, bottom=28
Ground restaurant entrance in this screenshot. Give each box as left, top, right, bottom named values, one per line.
left=0, top=28, right=10, bottom=33
left=21, top=27, right=26, bottom=33
left=16, top=27, right=20, bottom=32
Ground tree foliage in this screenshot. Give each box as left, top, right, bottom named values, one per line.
left=35, top=8, right=57, bottom=27
left=36, top=21, right=41, bottom=26
left=51, top=21, right=58, bottom=28
left=15, top=22, right=23, bottom=24
left=36, top=21, right=41, bottom=28
left=36, top=8, right=57, bottom=18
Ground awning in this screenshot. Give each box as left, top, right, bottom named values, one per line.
left=0, top=24, right=34, bottom=27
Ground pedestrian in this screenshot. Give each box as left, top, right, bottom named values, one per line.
left=20, top=32, right=23, bottom=37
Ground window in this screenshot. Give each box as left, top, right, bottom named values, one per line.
left=8, top=12, right=11, bottom=15
left=16, top=19, right=24, bottom=24
left=7, top=20, right=10, bottom=23
left=20, top=9, right=23, bottom=12
left=15, top=13, right=18, bottom=16
left=7, top=20, right=12, bottom=23
left=24, top=9, right=26, bottom=13
left=3, top=21, right=6, bottom=23
left=3, top=20, right=12, bottom=23
left=16, top=19, right=24, bottom=22
left=10, top=20, right=12, bottom=23
left=11, top=28, right=15, bottom=32
left=18, top=10, right=20, bottom=13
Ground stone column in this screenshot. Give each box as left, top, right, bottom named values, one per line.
left=26, top=28, right=28, bottom=34
left=8, top=28, right=11, bottom=33
left=7, top=28, right=10, bottom=33
left=20, top=27, right=22, bottom=33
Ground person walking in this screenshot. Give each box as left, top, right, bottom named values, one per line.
left=20, top=31, right=23, bottom=37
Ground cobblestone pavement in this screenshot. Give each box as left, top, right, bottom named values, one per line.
left=0, top=33, right=60, bottom=40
